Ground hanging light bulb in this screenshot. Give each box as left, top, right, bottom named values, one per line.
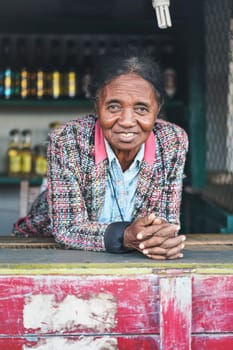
left=152, top=0, right=172, bottom=29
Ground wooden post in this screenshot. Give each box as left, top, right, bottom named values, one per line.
left=159, top=275, right=192, bottom=350
left=19, top=179, right=29, bottom=217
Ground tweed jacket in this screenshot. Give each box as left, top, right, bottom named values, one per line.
left=13, top=115, right=188, bottom=251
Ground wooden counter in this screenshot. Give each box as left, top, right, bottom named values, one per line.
left=0, top=234, right=233, bottom=350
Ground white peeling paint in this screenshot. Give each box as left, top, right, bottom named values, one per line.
left=23, top=293, right=117, bottom=333
left=23, top=336, right=118, bottom=350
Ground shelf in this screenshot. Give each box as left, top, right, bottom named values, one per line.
left=0, top=175, right=43, bottom=185
left=0, top=99, right=93, bottom=109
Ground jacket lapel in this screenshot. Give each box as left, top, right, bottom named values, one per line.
left=90, top=160, right=108, bottom=220
left=134, top=136, right=165, bottom=218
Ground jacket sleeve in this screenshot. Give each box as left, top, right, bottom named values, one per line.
left=12, top=190, right=51, bottom=237
left=160, top=124, right=189, bottom=225
left=47, top=131, right=131, bottom=252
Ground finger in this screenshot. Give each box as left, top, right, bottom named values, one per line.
left=155, top=224, right=180, bottom=238
left=138, top=235, right=167, bottom=249
left=146, top=254, right=167, bottom=260
left=144, top=213, right=156, bottom=226
left=167, top=252, right=184, bottom=260
left=139, top=223, right=180, bottom=240
left=146, top=251, right=183, bottom=260
left=160, top=235, right=186, bottom=249
left=141, top=246, right=168, bottom=256
left=165, top=241, right=186, bottom=258
left=137, top=222, right=176, bottom=240
left=139, top=229, right=183, bottom=248
left=153, top=217, right=167, bottom=225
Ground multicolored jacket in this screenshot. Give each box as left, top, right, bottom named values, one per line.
left=13, top=115, right=188, bottom=252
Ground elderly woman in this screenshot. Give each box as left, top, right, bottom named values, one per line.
left=13, top=52, right=188, bottom=260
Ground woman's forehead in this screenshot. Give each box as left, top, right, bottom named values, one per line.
left=100, top=73, right=156, bottom=100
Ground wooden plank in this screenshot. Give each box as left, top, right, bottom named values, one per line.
left=192, top=334, right=233, bottom=350
left=0, top=336, right=160, bottom=350
left=159, top=275, right=192, bottom=350
left=0, top=275, right=159, bottom=335
left=0, top=236, right=59, bottom=249
left=19, top=180, right=29, bottom=218
left=0, top=234, right=232, bottom=249
left=192, top=275, right=233, bottom=332
left=186, top=244, right=233, bottom=251
left=186, top=234, right=233, bottom=245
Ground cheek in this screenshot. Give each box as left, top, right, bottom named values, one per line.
left=98, top=111, right=118, bottom=129
left=139, top=115, right=157, bottom=131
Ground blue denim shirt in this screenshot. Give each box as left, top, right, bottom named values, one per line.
left=98, top=141, right=144, bottom=223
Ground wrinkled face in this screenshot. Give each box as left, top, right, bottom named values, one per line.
left=97, top=73, right=160, bottom=156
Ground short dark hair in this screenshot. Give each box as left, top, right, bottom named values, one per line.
left=89, top=50, right=165, bottom=106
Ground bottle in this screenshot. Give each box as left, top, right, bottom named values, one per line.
left=50, top=39, right=62, bottom=99
left=97, top=40, right=107, bottom=58
left=2, top=38, right=13, bottom=99
left=33, top=144, right=47, bottom=177
left=63, top=39, right=78, bottom=99
left=4, top=68, right=13, bottom=99
left=16, top=38, right=30, bottom=100
left=49, top=121, right=61, bottom=131
left=160, top=41, right=178, bottom=99
left=80, top=41, right=93, bottom=99
left=33, top=38, right=46, bottom=99
left=7, top=129, right=21, bottom=176
left=20, top=129, right=33, bottom=176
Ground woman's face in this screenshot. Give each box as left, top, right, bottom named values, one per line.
left=97, top=73, right=160, bottom=157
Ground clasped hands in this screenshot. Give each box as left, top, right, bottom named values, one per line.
left=123, top=213, right=186, bottom=260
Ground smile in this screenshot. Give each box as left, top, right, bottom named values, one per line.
left=121, top=133, right=134, bottom=137
left=116, top=132, right=138, bottom=142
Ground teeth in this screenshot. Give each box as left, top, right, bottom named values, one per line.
left=123, top=133, right=133, bottom=137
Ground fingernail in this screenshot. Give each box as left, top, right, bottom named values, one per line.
left=154, top=218, right=162, bottom=224
left=137, top=232, right=143, bottom=240
left=181, top=236, right=186, bottom=241
left=149, top=213, right=156, bottom=220
left=143, top=249, right=149, bottom=255
left=139, top=243, right=144, bottom=249
left=181, top=244, right=185, bottom=249
left=179, top=253, right=183, bottom=258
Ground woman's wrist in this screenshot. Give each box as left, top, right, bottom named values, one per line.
left=123, top=225, right=135, bottom=251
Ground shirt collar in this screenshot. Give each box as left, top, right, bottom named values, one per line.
left=94, top=119, right=155, bottom=165
left=105, top=139, right=144, bottom=168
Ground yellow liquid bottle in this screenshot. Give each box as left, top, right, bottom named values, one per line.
left=20, top=129, right=33, bottom=177
left=34, top=144, right=47, bottom=177
left=7, top=129, right=21, bottom=176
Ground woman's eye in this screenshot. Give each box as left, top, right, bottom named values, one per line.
left=107, top=104, right=121, bottom=112
left=135, top=106, right=148, bottom=114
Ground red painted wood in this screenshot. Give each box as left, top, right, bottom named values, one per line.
left=192, top=275, right=233, bottom=332
left=0, top=275, right=159, bottom=335
left=0, top=268, right=233, bottom=349
left=192, top=335, right=233, bottom=349
left=117, top=335, right=160, bottom=349
left=159, top=276, right=192, bottom=350
left=0, top=336, right=160, bottom=350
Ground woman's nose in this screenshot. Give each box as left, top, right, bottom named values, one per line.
left=118, top=108, right=135, bottom=127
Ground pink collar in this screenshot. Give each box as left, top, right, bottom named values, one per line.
left=94, top=119, right=155, bottom=165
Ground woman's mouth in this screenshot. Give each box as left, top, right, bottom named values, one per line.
left=117, top=132, right=137, bottom=142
